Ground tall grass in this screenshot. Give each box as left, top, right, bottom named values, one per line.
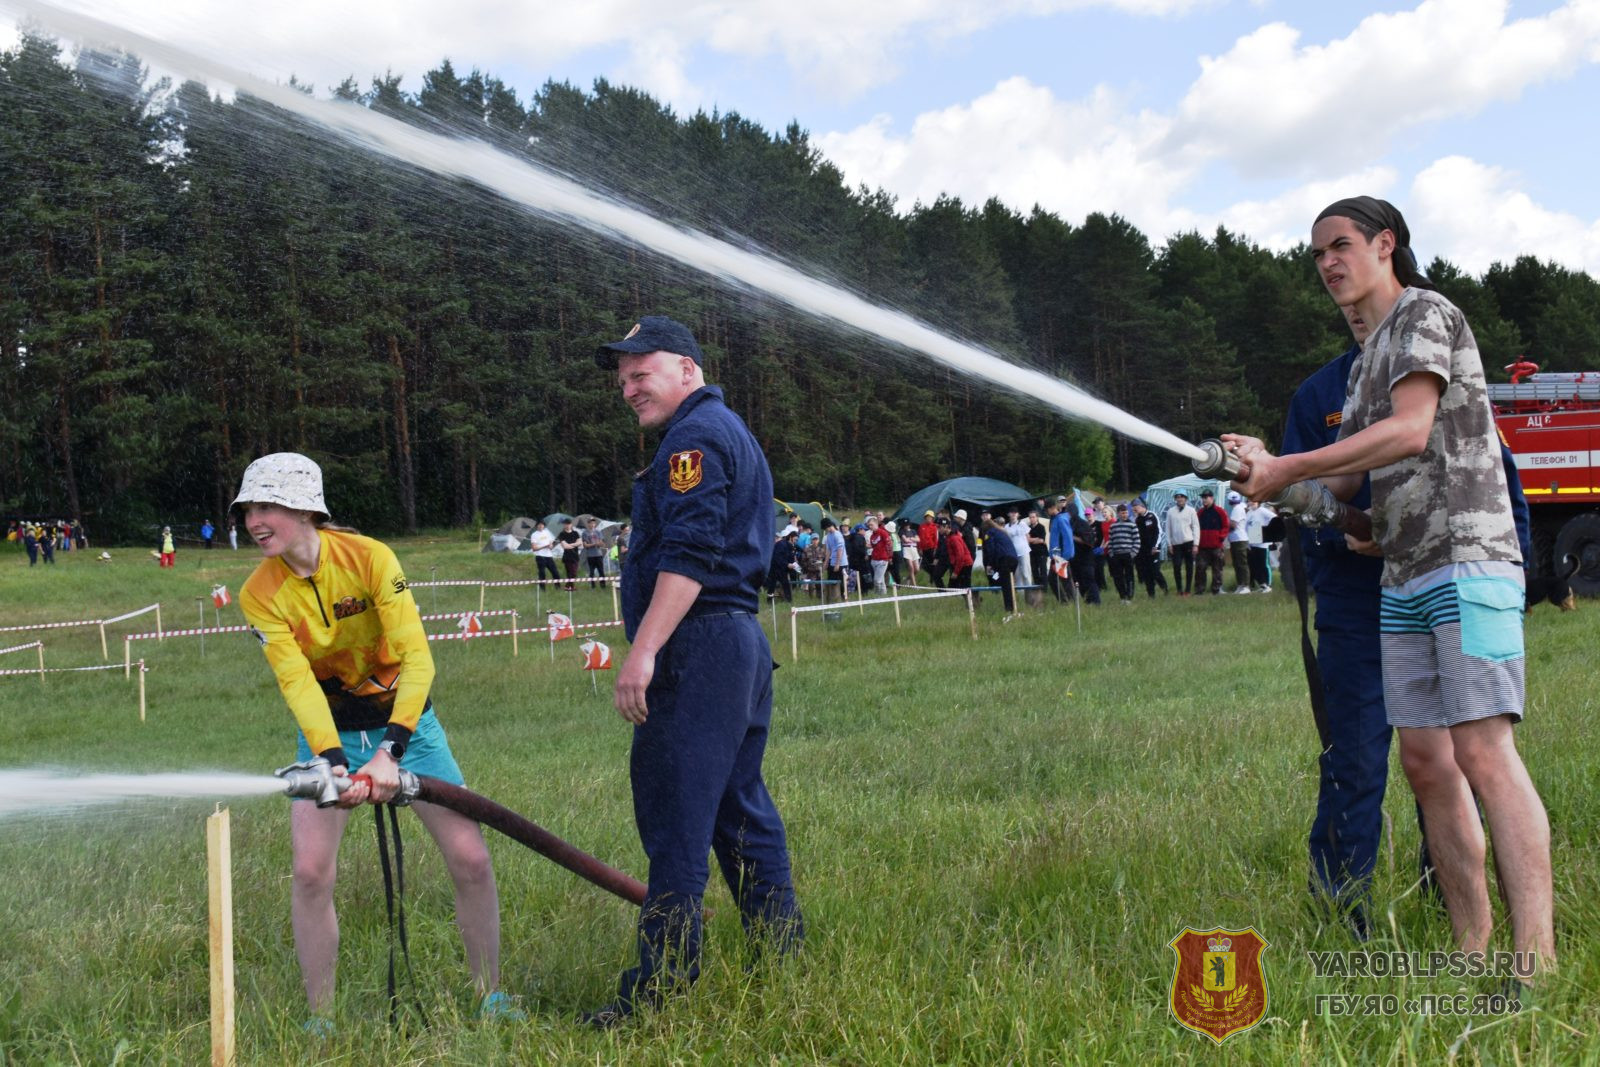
left=1, top=538, right=1596, bottom=1064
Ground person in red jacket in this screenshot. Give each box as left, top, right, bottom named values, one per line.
left=944, top=518, right=974, bottom=589
left=867, top=516, right=893, bottom=592
left=918, top=510, right=944, bottom=588
left=1194, top=488, right=1231, bottom=595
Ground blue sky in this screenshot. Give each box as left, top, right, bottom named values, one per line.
left=6, top=0, right=1598, bottom=273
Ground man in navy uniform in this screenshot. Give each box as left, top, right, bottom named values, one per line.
left=588, top=316, right=803, bottom=1026
left=1283, top=304, right=1529, bottom=938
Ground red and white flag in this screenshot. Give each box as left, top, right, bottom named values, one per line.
left=548, top=612, right=575, bottom=642
left=580, top=637, right=613, bottom=670
left=457, top=612, right=483, bottom=635
left=211, top=584, right=232, bottom=608
left=1053, top=559, right=1071, bottom=579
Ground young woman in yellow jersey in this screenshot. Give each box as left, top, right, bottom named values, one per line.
left=232, top=453, right=515, bottom=1023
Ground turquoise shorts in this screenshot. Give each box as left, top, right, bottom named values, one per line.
left=294, top=708, right=466, bottom=786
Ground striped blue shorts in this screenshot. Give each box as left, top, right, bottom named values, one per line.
left=1379, top=562, right=1525, bottom=729
left=294, top=708, right=466, bottom=785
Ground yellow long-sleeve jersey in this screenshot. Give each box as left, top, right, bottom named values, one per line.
left=239, top=529, right=434, bottom=762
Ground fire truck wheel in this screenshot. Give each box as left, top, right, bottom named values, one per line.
left=1553, top=513, right=1600, bottom=598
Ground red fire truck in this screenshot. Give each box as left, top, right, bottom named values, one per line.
left=1490, top=361, right=1600, bottom=596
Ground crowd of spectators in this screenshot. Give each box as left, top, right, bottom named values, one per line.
left=761, top=491, right=1279, bottom=615
left=6, top=519, right=86, bottom=565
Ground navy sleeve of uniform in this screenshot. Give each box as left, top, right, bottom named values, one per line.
left=1501, top=441, right=1532, bottom=565
left=653, top=421, right=731, bottom=586
left=1281, top=377, right=1330, bottom=457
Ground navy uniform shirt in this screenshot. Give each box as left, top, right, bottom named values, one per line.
left=622, top=385, right=774, bottom=641
left=1282, top=343, right=1531, bottom=569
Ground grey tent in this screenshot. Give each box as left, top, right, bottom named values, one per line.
left=483, top=516, right=538, bottom=553
left=573, top=513, right=624, bottom=547
left=542, top=512, right=574, bottom=531
left=892, top=477, right=1036, bottom=525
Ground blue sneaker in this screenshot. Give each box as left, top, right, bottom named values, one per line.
left=479, top=991, right=526, bottom=1021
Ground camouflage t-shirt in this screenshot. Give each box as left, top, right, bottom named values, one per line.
left=1337, top=288, right=1520, bottom=587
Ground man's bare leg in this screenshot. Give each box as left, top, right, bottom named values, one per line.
left=1399, top=727, right=1492, bottom=951
left=1451, top=716, right=1555, bottom=979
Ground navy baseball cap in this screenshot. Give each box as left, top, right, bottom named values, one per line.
left=596, top=315, right=703, bottom=367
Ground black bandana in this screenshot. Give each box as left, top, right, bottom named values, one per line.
left=1315, top=195, right=1435, bottom=291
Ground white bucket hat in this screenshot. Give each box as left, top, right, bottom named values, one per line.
left=232, top=452, right=330, bottom=520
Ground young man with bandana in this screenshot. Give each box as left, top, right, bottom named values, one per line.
left=1225, top=198, right=1553, bottom=981
left=589, top=316, right=803, bottom=1026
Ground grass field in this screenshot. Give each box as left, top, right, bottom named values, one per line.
left=1, top=535, right=1597, bottom=1065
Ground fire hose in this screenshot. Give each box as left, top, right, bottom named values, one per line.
left=276, top=757, right=647, bottom=906
left=1191, top=437, right=1374, bottom=543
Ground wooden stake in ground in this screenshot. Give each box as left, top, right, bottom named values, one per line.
left=479, top=582, right=487, bottom=612
left=610, top=581, right=620, bottom=622
left=37, top=643, right=45, bottom=684
left=99, top=621, right=108, bottom=661
left=892, top=580, right=902, bottom=627
left=511, top=612, right=519, bottom=657
left=966, top=591, right=977, bottom=639
left=138, top=660, right=147, bottom=721
left=790, top=608, right=799, bottom=661
left=155, top=603, right=163, bottom=641
left=124, top=637, right=131, bottom=680
left=206, top=806, right=235, bottom=1067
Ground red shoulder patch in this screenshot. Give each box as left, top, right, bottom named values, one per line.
left=668, top=449, right=704, bottom=493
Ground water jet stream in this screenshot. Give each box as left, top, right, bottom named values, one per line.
left=7, top=0, right=1205, bottom=463
left=0, top=769, right=284, bottom=817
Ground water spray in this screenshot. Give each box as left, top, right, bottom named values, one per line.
left=6, top=0, right=1205, bottom=466
left=1190, top=439, right=1373, bottom=541
left=275, top=758, right=647, bottom=906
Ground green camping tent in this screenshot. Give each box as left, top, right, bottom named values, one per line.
left=773, top=499, right=835, bottom=534
left=891, top=477, right=1036, bottom=524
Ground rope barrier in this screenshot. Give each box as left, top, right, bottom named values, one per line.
left=0, top=640, right=44, bottom=657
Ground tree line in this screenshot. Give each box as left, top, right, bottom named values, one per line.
left=3, top=32, right=1598, bottom=540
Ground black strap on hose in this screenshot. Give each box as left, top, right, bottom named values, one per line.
left=1282, top=518, right=1331, bottom=749
left=372, top=802, right=430, bottom=1030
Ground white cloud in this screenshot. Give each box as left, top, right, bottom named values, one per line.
left=1166, top=165, right=1399, bottom=248
left=819, top=76, right=1191, bottom=223
left=1410, top=155, right=1600, bottom=273
left=1169, top=0, right=1600, bottom=178
left=812, top=0, right=1600, bottom=274
left=5, top=0, right=1214, bottom=110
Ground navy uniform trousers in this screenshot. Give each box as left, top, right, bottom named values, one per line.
left=1304, top=549, right=1392, bottom=918
left=619, top=612, right=802, bottom=1006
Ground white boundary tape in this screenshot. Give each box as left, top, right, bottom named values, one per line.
left=0, top=602, right=160, bottom=634
left=102, top=603, right=161, bottom=625
left=411, top=576, right=618, bottom=588
left=0, top=662, right=125, bottom=678
left=0, top=640, right=44, bottom=657
left=789, top=589, right=968, bottom=614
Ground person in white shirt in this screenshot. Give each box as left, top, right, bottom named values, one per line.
left=1227, top=490, right=1252, bottom=593
left=1244, top=501, right=1277, bottom=592
left=1163, top=491, right=1200, bottom=596
left=529, top=520, right=559, bottom=582
left=1005, top=508, right=1032, bottom=587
